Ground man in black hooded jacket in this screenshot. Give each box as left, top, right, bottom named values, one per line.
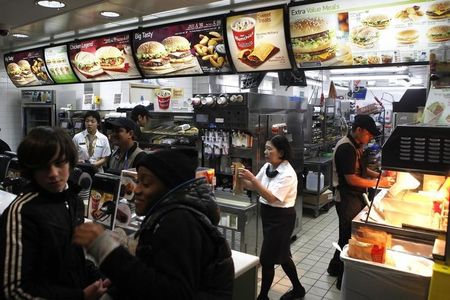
left=74, top=149, right=234, bottom=299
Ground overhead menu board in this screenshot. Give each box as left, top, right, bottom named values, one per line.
left=68, top=33, right=141, bottom=81
left=44, top=45, right=79, bottom=84
left=132, top=17, right=232, bottom=77
left=289, top=0, right=450, bottom=68
left=226, top=6, right=293, bottom=73
left=4, top=49, right=54, bottom=87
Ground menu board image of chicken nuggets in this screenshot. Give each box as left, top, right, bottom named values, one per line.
left=133, top=17, right=229, bottom=77
left=226, top=7, right=292, bottom=72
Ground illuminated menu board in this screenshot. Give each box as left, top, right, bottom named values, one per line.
left=4, top=49, right=54, bottom=87
left=133, top=17, right=232, bottom=77
left=44, top=45, right=79, bottom=84
left=68, top=33, right=141, bottom=81
left=225, top=6, right=293, bottom=73
left=289, top=0, right=450, bottom=68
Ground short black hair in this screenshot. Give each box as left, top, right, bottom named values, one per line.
left=270, top=135, right=292, bottom=160
left=17, top=127, right=78, bottom=179
left=131, top=105, right=150, bottom=122
left=83, top=110, right=101, bottom=129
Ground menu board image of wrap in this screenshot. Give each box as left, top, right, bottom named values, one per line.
left=68, top=32, right=141, bottom=81
left=133, top=17, right=231, bottom=77
left=226, top=6, right=292, bottom=72
left=423, top=88, right=450, bottom=124
left=4, top=49, right=54, bottom=87
left=289, top=0, right=450, bottom=68
left=87, top=173, right=121, bottom=230
left=44, top=45, right=80, bottom=84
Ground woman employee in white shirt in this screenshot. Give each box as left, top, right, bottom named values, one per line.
left=72, top=111, right=111, bottom=172
left=239, top=135, right=305, bottom=300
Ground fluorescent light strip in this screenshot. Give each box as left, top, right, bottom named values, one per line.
left=329, top=66, right=408, bottom=74
left=330, top=75, right=410, bottom=81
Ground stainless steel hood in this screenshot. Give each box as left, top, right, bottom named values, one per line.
left=0, top=0, right=285, bottom=53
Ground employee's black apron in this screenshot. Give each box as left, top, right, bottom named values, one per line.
left=260, top=203, right=296, bottom=265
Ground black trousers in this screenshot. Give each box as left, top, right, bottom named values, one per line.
left=330, top=189, right=365, bottom=273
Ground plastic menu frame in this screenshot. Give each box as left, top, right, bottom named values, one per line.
left=67, top=31, right=142, bottom=83
left=131, top=15, right=233, bottom=78
left=4, top=47, right=55, bottom=88
left=225, top=4, right=295, bottom=73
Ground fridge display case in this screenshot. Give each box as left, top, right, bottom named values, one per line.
left=21, top=90, right=56, bottom=137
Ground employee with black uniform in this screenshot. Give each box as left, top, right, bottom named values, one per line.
left=327, top=115, right=390, bottom=290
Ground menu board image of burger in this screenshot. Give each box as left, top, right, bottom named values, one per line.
left=226, top=7, right=292, bottom=72
left=68, top=33, right=141, bottom=81
left=44, top=45, right=79, bottom=84
left=4, top=49, right=54, bottom=87
left=133, top=18, right=230, bottom=77
left=290, top=0, right=450, bottom=68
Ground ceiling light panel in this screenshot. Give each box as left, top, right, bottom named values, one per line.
left=35, top=1, right=65, bottom=9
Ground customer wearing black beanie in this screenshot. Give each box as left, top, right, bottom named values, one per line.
left=74, top=146, right=234, bottom=299
left=136, top=148, right=198, bottom=191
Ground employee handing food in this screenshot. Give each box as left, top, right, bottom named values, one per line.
left=238, top=135, right=305, bottom=300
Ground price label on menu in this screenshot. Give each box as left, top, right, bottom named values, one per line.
left=226, top=7, right=293, bottom=72
left=289, top=0, right=450, bottom=68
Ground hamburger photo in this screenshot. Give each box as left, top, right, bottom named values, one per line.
left=351, top=26, right=379, bottom=48
left=18, top=60, right=36, bottom=80
left=95, top=46, right=126, bottom=71
left=136, top=41, right=172, bottom=73
left=290, top=17, right=336, bottom=63
left=427, top=25, right=450, bottom=42
left=161, top=36, right=194, bottom=64
left=396, top=29, right=419, bottom=44
left=426, top=1, right=450, bottom=19
left=362, top=14, right=391, bottom=29
left=6, top=63, right=26, bottom=84
left=74, top=51, right=104, bottom=78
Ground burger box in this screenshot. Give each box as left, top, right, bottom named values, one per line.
left=303, top=189, right=333, bottom=205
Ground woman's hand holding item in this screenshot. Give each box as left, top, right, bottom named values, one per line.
left=83, top=279, right=109, bottom=300
left=238, top=168, right=256, bottom=189
left=73, top=223, right=105, bottom=248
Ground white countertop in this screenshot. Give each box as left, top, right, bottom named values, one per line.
left=232, top=250, right=259, bottom=278
left=0, top=190, right=16, bottom=215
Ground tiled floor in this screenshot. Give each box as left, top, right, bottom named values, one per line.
left=258, top=207, right=341, bottom=300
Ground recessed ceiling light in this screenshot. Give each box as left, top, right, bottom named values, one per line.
left=100, top=11, right=121, bottom=18
left=35, top=1, right=66, bottom=9
left=12, top=33, right=29, bottom=38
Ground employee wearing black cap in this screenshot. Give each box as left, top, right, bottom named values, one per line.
left=106, top=117, right=146, bottom=174
left=73, top=149, right=234, bottom=299
left=327, top=115, right=391, bottom=290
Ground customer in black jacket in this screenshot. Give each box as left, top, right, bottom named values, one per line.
left=74, top=149, right=234, bottom=299
left=0, top=127, right=107, bottom=300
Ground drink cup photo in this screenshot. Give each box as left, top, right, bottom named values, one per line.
left=90, top=190, right=102, bottom=211
left=157, top=90, right=171, bottom=110
left=231, top=17, right=256, bottom=50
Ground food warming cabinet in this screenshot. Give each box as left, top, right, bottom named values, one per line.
left=352, top=124, right=450, bottom=262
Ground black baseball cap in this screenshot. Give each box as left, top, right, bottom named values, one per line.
left=353, top=115, right=381, bottom=136
left=131, top=105, right=151, bottom=122
left=107, top=117, right=138, bottom=132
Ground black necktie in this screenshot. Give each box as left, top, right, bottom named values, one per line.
left=266, top=165, right=279, bottom=178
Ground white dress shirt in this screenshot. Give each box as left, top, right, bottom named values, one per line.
left=72, top=130, right=111, bottom=165
left=256, top=161, right=298, bottom=208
